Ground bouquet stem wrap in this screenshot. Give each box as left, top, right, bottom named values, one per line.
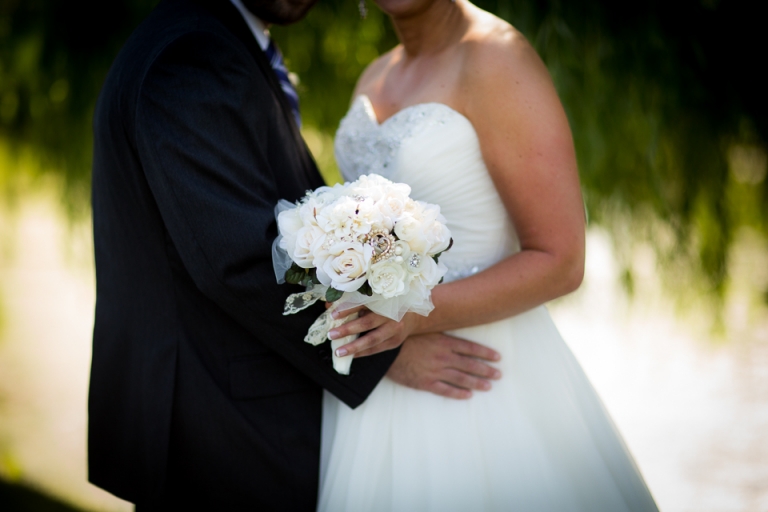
left=302, top=301, right=358, bottom=375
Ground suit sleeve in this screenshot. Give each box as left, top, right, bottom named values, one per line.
left=134, top=30, right=396, bottom=408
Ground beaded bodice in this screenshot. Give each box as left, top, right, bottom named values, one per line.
left=334, top=95, right=520, bottom=281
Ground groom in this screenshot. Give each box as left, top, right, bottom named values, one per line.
left=89, top=0, right=500, bottom=509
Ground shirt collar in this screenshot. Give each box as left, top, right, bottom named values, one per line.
left=229, top=0, right=270, bottom=51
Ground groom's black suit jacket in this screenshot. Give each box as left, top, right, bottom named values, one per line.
left=89, top=0, right=397, bottom=508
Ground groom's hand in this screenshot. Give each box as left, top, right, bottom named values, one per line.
left=386, top=333, right=502, bottom=399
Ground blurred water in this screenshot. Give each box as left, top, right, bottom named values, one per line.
left=0, top=191, right=766, bottom=511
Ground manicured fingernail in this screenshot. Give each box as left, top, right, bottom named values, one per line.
left=493, top=353, right=501, bottom=361
left=492, top=370, right=502, bottom=379
left=480, top=381, right=491, bottom=390
left=328, top=329, right=339, bottom=340
left=331, top=311, right=339, bottom=319
left=335, top=348, right=348, bottom=357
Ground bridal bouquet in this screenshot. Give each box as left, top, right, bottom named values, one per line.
left=273, top=173, right=452, bottom=374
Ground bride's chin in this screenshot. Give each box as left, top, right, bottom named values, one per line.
left=373, top=0, right=444, bottom=19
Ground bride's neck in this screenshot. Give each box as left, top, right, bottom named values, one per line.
left=390, top=0, right=470, bottom=57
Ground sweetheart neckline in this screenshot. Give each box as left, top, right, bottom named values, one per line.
left=356, top=94, right=472, bottom=128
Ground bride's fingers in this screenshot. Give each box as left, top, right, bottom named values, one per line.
left=328, top=312, right=387, bottom=340
left=353, top=338, right=400, bottom=358
left=333, top=322, right=399, bottom=357
left=330, top=304, right=366, bottom=320
left=353, top=343, right=393, bottom=358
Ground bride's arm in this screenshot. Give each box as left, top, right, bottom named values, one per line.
left=417, top=32, right=585, bottom=332
left=334, top=30, right=585, bottom=357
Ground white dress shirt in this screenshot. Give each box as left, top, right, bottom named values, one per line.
left=229, top=0, right=270, bottom=51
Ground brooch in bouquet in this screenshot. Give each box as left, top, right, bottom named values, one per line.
left=272, top=174, right=452, bottom=374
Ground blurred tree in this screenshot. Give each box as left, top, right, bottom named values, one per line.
left=0, top=0, right=766, bottom=300
left=0, top=0, right=157, bottom=214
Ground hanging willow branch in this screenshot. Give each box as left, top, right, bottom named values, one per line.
left=0, top=0, right=766, bottom=299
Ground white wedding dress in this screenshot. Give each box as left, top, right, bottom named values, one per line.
left=318, top=95, right=658, bottom=511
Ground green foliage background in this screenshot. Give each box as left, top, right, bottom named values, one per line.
left=1, top=0, right=766, bottom=302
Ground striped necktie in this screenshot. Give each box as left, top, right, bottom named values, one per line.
left=264, top=39, right=301, bottom=128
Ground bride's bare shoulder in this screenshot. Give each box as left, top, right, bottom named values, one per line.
left=460, top=8, right=557, bottom=110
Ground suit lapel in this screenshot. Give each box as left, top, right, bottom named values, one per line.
left=194, top=0, right=308, bottom=154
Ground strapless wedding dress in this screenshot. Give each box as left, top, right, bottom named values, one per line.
left=318, top=95, right=658, bottom=512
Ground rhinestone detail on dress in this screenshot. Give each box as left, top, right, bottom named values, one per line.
left=334, top=96, right=456, bottom=180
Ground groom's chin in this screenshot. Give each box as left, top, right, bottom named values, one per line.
left=241, top=0, right=320, bottom=24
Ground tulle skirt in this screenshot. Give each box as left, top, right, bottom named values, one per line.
left=318, top=306, right=658, bottom=512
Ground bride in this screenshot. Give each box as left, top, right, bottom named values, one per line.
left=319, top=0, right=658, bottom=510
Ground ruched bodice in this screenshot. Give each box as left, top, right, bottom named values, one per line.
left=335, top=95, right=519, bottom=281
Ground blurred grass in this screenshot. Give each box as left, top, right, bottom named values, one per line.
left=0, top=479, right=86, bottom=512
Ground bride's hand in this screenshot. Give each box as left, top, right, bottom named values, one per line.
left=329, top=306, right=423, bottom=358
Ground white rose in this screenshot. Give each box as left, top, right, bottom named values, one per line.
left=393, top=213, right=421, bottom=243
left=277, top=208, right=303, bottom=236
left=377, top=194, right=407, bottom=230
left=309, top=232, right=333, bottom=269
left=402, top=250, right=445, bottom=287
left=422, top=220, right=452, bottom=255
left=314, top=184, right=345, bottom=203
left=394, top=202, right=451, bottom=254
left=277, top=208, right=303, bottom=255
left=292, top=225, right=325, bottom=268
left=368, top=260, right=409, bottom=298
left=384, top=180, right=411, bottom=200
left=415, top=254, right=446, bottom=287
left=403, top=197, right=425, bottom=216
left=348, top=178, right=382, bottom=203
left=392, top=240, right=411, bottom=260
left=350, top=174, right=404, bottom=203
left=316, top=241, right=372, bottom=292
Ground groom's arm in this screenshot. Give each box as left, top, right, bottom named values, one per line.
left=133, top=30, right=395, bottom=408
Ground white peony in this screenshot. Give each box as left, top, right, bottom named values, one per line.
left=316, top=241, right=373, bottom=292
left=297, top=196, right=322, bottom=227
left=368, top=260, right=409, bottom=298
left=316, top=196, right=386, bottom=239
left=348, top=198, right=387, bottom=237
left=314, top=197, right=351, bottom=234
